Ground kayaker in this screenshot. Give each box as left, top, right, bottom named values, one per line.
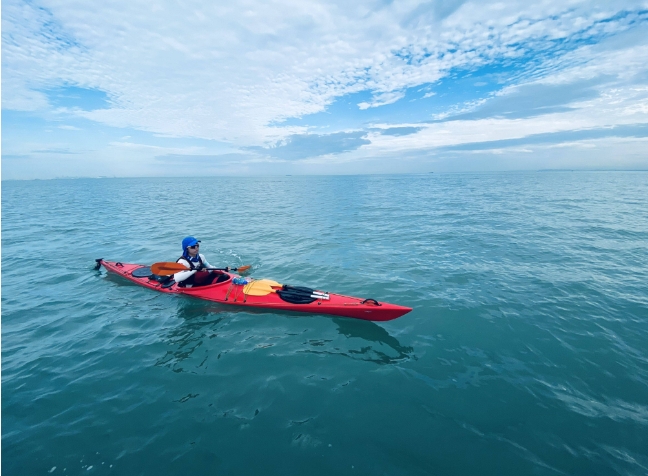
left=174, top=236, right=228, bottom=287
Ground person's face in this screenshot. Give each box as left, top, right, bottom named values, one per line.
left=187, top=244, right=199, bottom=256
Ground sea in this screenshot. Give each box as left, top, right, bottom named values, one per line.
left=2, top=172, right=647, bottom=476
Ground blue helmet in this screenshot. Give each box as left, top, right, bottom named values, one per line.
left=181, top=236, right=200, bottom=251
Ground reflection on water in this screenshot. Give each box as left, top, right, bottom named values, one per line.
left=155, top=301, right=226, bottom=373
left=300, top=318, right=415, bottom=365
left=156, top=300, right=415, bottom=372
left=333, top=318, right=409, bottom=351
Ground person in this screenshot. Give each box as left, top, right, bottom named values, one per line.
left=174, top=236, right=229, bottom=287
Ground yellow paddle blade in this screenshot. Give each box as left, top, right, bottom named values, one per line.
left=243, top=279, right=282, bottom=296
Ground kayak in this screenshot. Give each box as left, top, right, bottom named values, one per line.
left=96, top=259, right=412, bottom=321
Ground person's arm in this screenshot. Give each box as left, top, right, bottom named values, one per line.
left=173, top=258, right=196, bottom=282
left=198, top=255, right=229, bottom=273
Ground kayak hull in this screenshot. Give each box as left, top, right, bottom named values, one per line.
left=97, top=260, right=412, bottom=321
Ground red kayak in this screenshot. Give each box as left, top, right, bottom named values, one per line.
left=96, top=259, right=412, bottom=321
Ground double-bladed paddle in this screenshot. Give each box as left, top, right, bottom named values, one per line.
left=243, top=280, right=329, bottom=300
left=151, top=261, right=251, bottom=276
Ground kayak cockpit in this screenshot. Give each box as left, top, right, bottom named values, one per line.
left=128, top=264, right=233, bottom=289
left=178, top=272, right=232, bottom=288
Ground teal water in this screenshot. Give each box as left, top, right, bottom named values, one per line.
left=2, top=172, right=648, bottom=475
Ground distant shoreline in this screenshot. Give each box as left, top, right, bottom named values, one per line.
left=2, top=169, right=648, bottom=182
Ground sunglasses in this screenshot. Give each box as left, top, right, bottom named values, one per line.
left=188, top=244, right=200, bottom=249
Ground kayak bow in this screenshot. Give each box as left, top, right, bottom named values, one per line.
left=95, top=259, right=412, bottom=321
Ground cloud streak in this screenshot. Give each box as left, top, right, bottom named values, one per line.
left=247, top=131, right=371, bottom=160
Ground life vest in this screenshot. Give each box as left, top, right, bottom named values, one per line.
left=176, top=254, right=212, bottom=286
left=177, top=254, right=204, bottom=271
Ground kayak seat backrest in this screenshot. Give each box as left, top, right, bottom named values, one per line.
left=161, top=279, right=176, bottom=289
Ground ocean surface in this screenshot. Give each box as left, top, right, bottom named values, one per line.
left=2, top=172, right=648, bottom=476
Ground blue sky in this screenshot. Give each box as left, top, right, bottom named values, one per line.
left=2, top=1, right=648, bottom=179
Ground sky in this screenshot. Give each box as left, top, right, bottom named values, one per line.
left=2, top=0, right=648, bottom=179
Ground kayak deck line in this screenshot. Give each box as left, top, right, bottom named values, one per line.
left=95, top=259, right=412, bottom=321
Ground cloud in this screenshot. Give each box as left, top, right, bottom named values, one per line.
left=4, top=0, right=646, bottom=144
left=155, top=153, right=256, bottom=164
left=372, top=126, right=424, bottom=137
left=2, top=0, right=647, bottom=177
left=1, top=154, right=30, bottom=160
left=32, top=148, right=79, bottom=154
left=358, top=91, right=406, bottom=110
left=436, top=78, right=604, bottom=122
left=247, top=131, right=371, bottom=160
left=107, top=141, right=204, bottom=155
left=435, top=123, right=648, bottom=151
left=354, top=82, right=648, bottom=159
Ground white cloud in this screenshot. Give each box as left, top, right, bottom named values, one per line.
left=3, top=0, right=646, bottom=145
left=2, top=0, right=648, bottom=179
left=358, top=90, right=406, bottom=109
left=107, top=141, right=205, bottom=155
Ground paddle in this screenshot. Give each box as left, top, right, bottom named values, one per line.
left=243, top=280, right=329, bottom=300
left=150, top=261, right=251, bottom=276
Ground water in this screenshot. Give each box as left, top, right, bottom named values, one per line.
left=2, top=172, right=647, bottom=475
